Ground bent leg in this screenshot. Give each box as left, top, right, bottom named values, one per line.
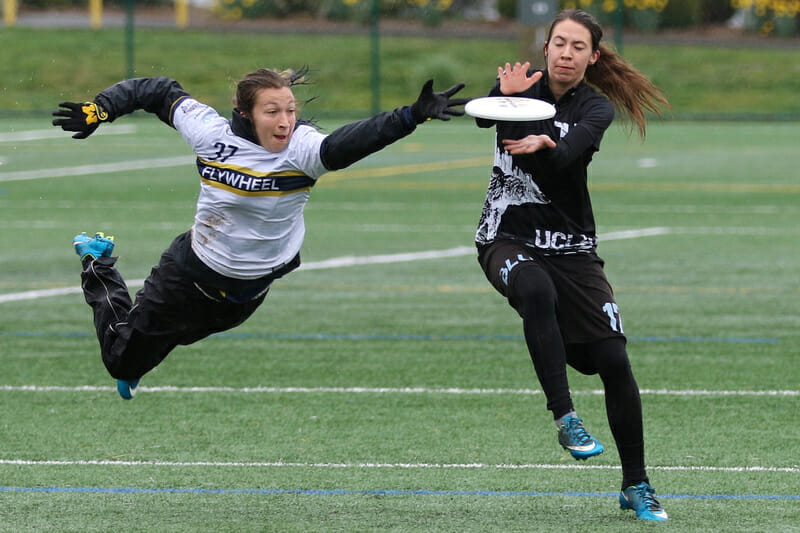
left=511, top=264, right=574, bottom=419
left=477, top=242, right=574, bottom=419
left=80, top=233, right=269, bottom=383
left=79, top=255, right=180, bottom=381
left=80, top=256, right=145, bottom=379
left=103, top=234, right=267, bottom=380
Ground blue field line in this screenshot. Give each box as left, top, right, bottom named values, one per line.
left=0, top=331, right=780, bottom=344
left=1, top=486, right=798, bottom=501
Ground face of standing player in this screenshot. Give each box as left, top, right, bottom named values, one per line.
left=544, top=18, right=600, bottom=98
left=248, top=86, right=297, bottom=153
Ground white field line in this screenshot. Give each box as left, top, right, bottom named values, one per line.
left=0, top=155, right=194, bottom=182
left=0, top=385, right=797, bottom=397
left=0, top=458, right=797, bottom=474
left=598, top=227, right=672, bottom=240
left=297, top=246, right=475, bottom=270
left=0, top=227, right=670, bottom=304
left=0, top=285, right=84, bottom=303
left=0, top=124, right=137, bottom=143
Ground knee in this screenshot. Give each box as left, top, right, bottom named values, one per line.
left=509, top=265, right=558, bottom=314
left=100, top=330, right=129, bottom=379
left=592, top=338, right=633, bottom=378
left=100, top=324, right=147, bottom=380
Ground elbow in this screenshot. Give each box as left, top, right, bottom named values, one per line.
left=541, top=149, right=573, bottom=170
left=319, top=138, right=346, bottom=171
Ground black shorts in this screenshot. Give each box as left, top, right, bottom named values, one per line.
left=477, top=240, right=625, bottom=344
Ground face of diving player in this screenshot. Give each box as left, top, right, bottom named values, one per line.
left=248, top=86, right=297, bottom=153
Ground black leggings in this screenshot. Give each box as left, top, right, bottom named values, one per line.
left=511, top=262, right=648, bottom=487
left=568, top=338, right=647, bottom=488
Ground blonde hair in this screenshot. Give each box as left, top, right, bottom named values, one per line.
left=548, top=10, right=670, bottom=137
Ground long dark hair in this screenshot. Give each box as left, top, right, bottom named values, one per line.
left=548, top=9, right=670, bottom=137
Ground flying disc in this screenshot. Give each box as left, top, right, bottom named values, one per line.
left=465, top=96, right=555, bottom=121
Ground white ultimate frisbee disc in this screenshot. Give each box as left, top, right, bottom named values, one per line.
left=465, top=96, right=556, bottom=121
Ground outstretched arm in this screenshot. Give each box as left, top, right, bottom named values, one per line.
left=320, top=79, right=468, bottom=171
left=52, top=77, right=190, bottom=139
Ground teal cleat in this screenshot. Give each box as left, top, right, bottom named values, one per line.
left=73, top=232, right=115, bottom=261
left=557, top=416, right=604, bottom=460
left=620, top=482, right=669, bottom=521
left=116, top=379, right=140, bottom=400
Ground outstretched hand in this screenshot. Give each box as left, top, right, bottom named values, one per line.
left=410, top=79, right=470, bottom=124
left=497, top=62, right=542, bottom=95
left=52, top=101, right=110, bottom=139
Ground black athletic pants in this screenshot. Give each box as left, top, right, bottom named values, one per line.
left=478, top=240, right=648, bottom=488
left=80, top=231, right=298, bottom=381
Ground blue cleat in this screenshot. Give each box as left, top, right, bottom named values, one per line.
left=620, top=482, right=669, bottom=522
left=73, top=232, right=115, bottom=261
left=557, top=416, right=604, bottom=460
left=116, top=378, right=140, bottom=400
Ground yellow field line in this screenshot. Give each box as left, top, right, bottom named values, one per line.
left=592, top=182, right=800, bottom=194
left=319, top=156, right=491, bottom=184
left=318, top=157, right=799, bottom=194
left=615, top=285, right=797, bottom=295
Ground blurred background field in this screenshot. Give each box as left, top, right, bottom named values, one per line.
left=2, top=0, right=799, bottom=117
left=1, top=1, right=799, bottom=531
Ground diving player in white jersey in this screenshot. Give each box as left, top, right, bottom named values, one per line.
left=53, top=68, right=467, bottom=401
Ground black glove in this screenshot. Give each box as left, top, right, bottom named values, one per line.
left=52, top=101, right=111, bottom=139
left=410, top=79, right=469, bottom=124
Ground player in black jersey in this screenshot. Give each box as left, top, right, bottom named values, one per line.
left=473, top=10, right=670, bottom=522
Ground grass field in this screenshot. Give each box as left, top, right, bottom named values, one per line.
left=1, top=115, right=799, bottom=531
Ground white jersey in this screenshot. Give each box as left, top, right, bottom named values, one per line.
left=171, top=97, right=328, bottom=279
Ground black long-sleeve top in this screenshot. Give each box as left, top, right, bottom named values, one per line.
left=475, top=70, right=614, bottom=255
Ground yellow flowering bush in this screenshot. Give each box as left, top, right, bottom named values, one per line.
left=214, top=0, right=454, bottom=22
left=564, top=0, right=667, bottom=13
left=732, top=0, right=799, bottom=35
left=563, top=0, right=667, bottom=31
left=623, top=0, right=669, bottom=11
left=214, top=0, right=309, bottom=20
left=732, top=0, right=800, bottom=17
